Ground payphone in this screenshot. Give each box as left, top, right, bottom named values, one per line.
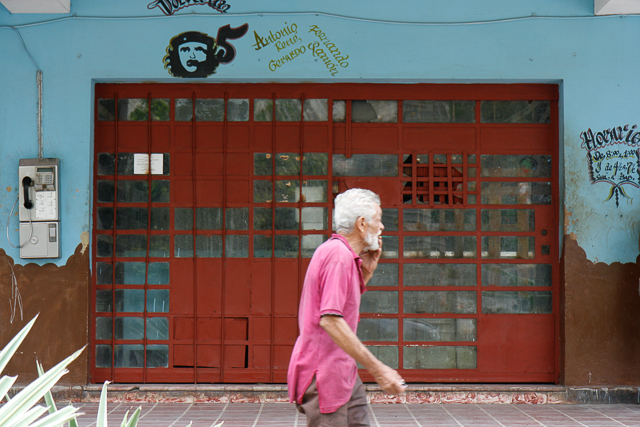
left=17, top=158, right=60, bottom=259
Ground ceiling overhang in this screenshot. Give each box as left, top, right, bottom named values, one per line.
left=595, top=0, right=640, bottom=15
left=1, top=0, right=70, bottom=14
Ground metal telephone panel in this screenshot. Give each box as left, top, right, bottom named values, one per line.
left=18, top=158, right=60, bottom=259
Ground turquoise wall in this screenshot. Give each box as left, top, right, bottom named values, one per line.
left=1, top=0, right=639, bottom=264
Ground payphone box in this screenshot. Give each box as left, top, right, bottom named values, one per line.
left=18, top=158, right=60, bottom=259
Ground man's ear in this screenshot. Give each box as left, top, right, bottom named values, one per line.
left=356, top=216, right=367, bottom=233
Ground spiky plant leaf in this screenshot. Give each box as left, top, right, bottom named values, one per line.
left=124, top=407, right=141, bottom=427
left=7, top=404, right=48, bottom=427
left=36, top=360, right=58, bottom=415
left=0, top=375, right=17, bottom=402
left=0, top=347, right=84, bottom=425
left=0, top=316, right=38, bottom=376
left=27, top=405, right=79, bottom=427
left=96, top=381, right=110, bottom=427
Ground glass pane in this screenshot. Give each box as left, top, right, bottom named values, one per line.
left=175, top=98, right=192, bottom=121
left=253, top=180, right=273, bottom=203
left=114, top=317, right=144, bottom=340
left=481, top=155, right=552, bottom=178
left=403, top=236, right=477, bottom=259
left=352, top=100, right=397, bottom=123
left=254, top=99, right=273, bottom=121
left=333, top=154, right=398, bottom=177
left=302, top=180, right=327, bottom=203
left=148, top=263, right=170, bottom=285
left=481, top=209, right=535, bottom=232
left=276, top=99, right=302, bottom=121
left=96, top=290, right=112, bottom=312
left=368, top=263, right=398, bottom=287
left=403, top=264, right=476, bottom=287
left=151, top=208, right=170, bottom=230
left=404, top=318, right=476, bottom=342
left=226, top=235, right=249, bottom=258
left=175, top=208, right=193, bottom=230
left=196, top=235, right=223, bottom=257
left=302, top=208, right=327, bottom=230
left=481, top=236, right=535, bottom=259
left=254, top=207, right=272, bottom=230
left=366, top=346, right=398, bottom=369
left=304, top=99, right=328, bottom=121
left=174, top=235, right=193, bottom=257
left=254, top=235, right=272, bottom=258
left=254, top=153, right=273, bottom=176
left=197, top=208, right=223, bottom=230
left=404, top=291, right=477, bottom=314
left=115, top=235, right=146, bottom=257
left=360, top=291, right=398, bottom=314
left=147, top=318, right=169, bottom=340
left=114, top=208, right=147, bottom=230
left=381, top=236, right=399, bottom=259
left=95, top=345, right=111, bottom=368
left=148, top=236, right=169, bottom=258
left=357, top=319, right=398, bottom=341
left=482, top=291, right=552, bottom=314
left=96, top=235, right=113, bottom=257
left=147, top=289, right=170, bottom=312
left=97, top=180, right=114, bottom=203
left=98, top=99, right=115, bottom=121
left=301, top=234, right=327, bottom=258
left=118, top=99, right=148, bottom=121
left=228, top=99, right=249, bottom=121
left=333, top=100, right=346, bottom=123
left=403, top=100, right=475, bottom=123
left=481, top=182, right=552, bottom=205
left=482, top=264, right=552, bottom=287
left=151, top=99, right=170, bottom=121
left=151, top=181, right=171, bottom=202
left=275, top=235, right=298, bottom=258
left=382, top=209, right=398, bottom=231
left=303, top=153, right=328, bottom=175
left=115, top=262, right=145, bottom=284
left=115, top=289, right=145, bottom=312
left=96, top=262, right=113, bottom=285
left=96, top=207, right=113, bottom=230
left=275, top=180, right=300, bottom=203
left=195, top=99, right=224, bottom=121
left=404, top=346, right=476, bottom=369
left=147, top=345, right=169, bottom=368
left=276, top=153, right=300, bottom=175
left=98, top=153, right=115, bottom=175
left=114, top=344, right=144, bottom=368
left=96, top=317, right=112, bottom=340
left=275, top=208, right=299, bottom=230
left=403, top=209, right=476, bottom=232
left=226, top=208, right=249, bottom=230
left=481, top=100, right=550, bottom=124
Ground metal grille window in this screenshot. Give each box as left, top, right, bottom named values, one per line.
left=93, top=84, right=558, bottom=384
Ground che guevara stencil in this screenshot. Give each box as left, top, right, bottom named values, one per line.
left=164, top=24, right=248, bottom=78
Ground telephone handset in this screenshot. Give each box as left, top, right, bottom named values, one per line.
left=22, top=176, right=33, bottom=209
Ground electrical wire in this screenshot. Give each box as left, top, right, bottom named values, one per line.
left=5, top=195, right=33, bottom=249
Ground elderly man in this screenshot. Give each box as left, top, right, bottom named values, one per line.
left=288, top=188, right=406, bottom=427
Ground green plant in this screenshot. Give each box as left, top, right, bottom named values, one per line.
left=2, top=316, right=217, bottom=427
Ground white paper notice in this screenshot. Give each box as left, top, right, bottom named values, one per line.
left=133, top=153, right=164, bottom=175
left=35, top=191, right=57, bottom=220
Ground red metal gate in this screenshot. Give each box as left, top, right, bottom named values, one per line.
left=92, top=83, right=559, bottom=383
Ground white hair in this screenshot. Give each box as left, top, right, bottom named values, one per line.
left=334, top=188, right=381, bottom=234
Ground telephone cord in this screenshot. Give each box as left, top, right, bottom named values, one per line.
left=5, top=195, right=33, bottom=249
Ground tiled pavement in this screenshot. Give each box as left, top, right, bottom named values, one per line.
left=70, top=402, right=640, bottom=427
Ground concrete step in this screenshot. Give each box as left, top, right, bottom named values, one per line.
left=36, top=383, right=640, bottom=405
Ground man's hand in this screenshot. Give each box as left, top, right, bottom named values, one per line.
left=360, top=236, right=382, bottom=285
left=319, top=314, right=406, bottom=396
left=370, top=363, right=406, bottom=395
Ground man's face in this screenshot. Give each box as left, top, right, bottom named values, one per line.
left=179, top=41, right=208, bottom=72
left=363, top=205, right=384, bottom=251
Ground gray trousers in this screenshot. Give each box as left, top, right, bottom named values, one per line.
left=296, top=376, right=370, bottom=427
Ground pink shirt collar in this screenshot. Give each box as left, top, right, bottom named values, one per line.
left=330, top=234, right=366, bottom=294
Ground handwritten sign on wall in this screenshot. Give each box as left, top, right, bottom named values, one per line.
left=580, top=124, right=640, bottom=206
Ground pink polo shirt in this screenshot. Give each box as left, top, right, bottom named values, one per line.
left=287, top=234, right=366, bottom=413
